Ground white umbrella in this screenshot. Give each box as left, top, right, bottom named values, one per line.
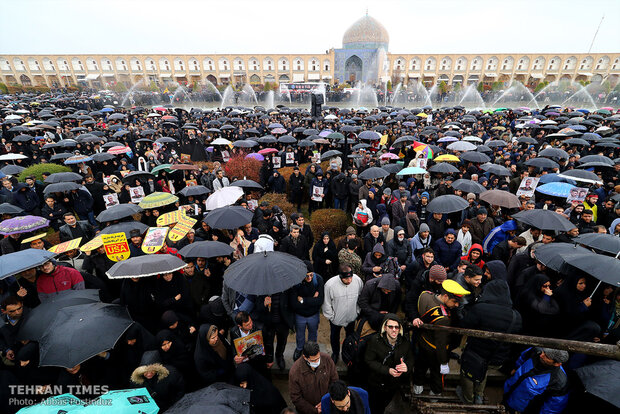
left=462, top=135, right=483, bottom=143
left=5, top=114, right=23, bottom=120
left=204, top=186, right=244, bottom=211
left=211, top=138, right=232, bottom=146
left=0, top=153, right=28, bottom=161
left=447, top=141, right=477, bottom=152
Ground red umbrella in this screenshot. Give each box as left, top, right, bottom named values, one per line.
left=258, top=148, right=278, bottom=155
left=171, top=164, right=199, bottom=171
left=107, top=146, right=131, bottom=155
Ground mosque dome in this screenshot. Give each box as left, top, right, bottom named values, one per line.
left=342, top=14, right=389, bottom=49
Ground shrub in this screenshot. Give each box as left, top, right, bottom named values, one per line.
left=0, top=83, right=8, bottom=94
left=259, top=193, right=296, bottom=221
left=224, top=154, right=262, bottom=182
left=17, top=163, right=71, bottom=182
left=278, top=161, right=332, bottom=195
left=310, top=208, right=350, bottom=242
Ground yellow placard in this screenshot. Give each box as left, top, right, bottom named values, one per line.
left=168, top=215, right=197, bottom=242
left=101, top=232, right=131, bottom=262
left=141, top=227, right=169, bottom=254
left=156, top=210, right=182, bottom=227
left=48, top=237, right=82, bottom=254
left=80, top=235, right=103, bottom=252
left=380, top=134, right=388, bottom=146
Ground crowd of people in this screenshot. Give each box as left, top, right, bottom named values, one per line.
left=0, top=91, right=619, bottom=413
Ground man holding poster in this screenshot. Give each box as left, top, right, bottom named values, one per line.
left=516, top=177, right=539, bottom=198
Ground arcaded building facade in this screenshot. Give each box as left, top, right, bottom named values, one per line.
left=1, top=14, right=618, bottom=90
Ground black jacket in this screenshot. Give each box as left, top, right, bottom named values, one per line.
left=404, top=268, right=441, bottom=321
left=194, top=324, right=235, bottom=386
left=290, top=273, right=325, bottom=317
left=280, top=235, right=310, bottom=261
left=462, top=280, right=522, bottom=365
left=130, top=350, right=185, bottom=410
left=358, top=276, right=401, bottom=331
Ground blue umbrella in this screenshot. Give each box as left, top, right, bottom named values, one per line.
left=536, top=182, right=576, bottom=198
left=0, top=249, right=56, bottom=280
left=538, top=173, right=576, bottom=185
left=100, top=107, right=114, bottom=112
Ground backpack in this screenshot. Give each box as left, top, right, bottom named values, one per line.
left=341, top=318, right=376, bottom=368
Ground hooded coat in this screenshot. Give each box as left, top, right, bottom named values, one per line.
left=483, top=220, right=518, bottom=254
left=153, top=273, right=193, bottom=317
left=363, top=313, right=413, bottom=390
left=155, top=329, right=193, bottom=378
left=354, top=199, right=373, bottom=227
left=386, top=226, right=412, bottom=269
left=410, top=223, right=432, bottom=258
left=361, top=244, right=396, bottom=280
left=130, top=350, right=185, bottom=410
left=554, top=274, right=601, bottom=341
left=516, top=274, right=560, bottom=337
left=311, top=232, right=339, bottom=279
left=460, top=243, right=485, bottom=269
left=462, top=280, right=522, bottom=365
left=234, top=363, right=287, bottom=414
left=358, top=275, right=401, bottom=331
left=194, top=324, right=235, bottom=386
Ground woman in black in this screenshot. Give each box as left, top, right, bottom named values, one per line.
left=311, top=231, right=339, bottom=279
left=194, top=324, right=235, bottom=386
left=234, top=363, right=287, bottom=414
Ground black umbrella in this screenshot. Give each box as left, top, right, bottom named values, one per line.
left=428, top=163, right=459, bottom=174
left=121, top=170, right=155, bottom=183
left=230, top=179, right=264, bottom=190
left=563, top=253, right=620, bottom=287
left=480, top=163, right=512, bottom=176
left=106, top=254, right=187, bottom=279
left=575, top=360, right=620, bottom=409
left=44, top=172, right=83, bottom=183
left=460, top=151, right=490, bottom=163
left=539, top=148, right=569, bottom=159
left=178, top=241, right=234, bottom=258
left=178, top=185, right=211, bottom=197
left=557, top=169, right=603, bottom=185
left=43, top=182, right=82, bottom=194
left=17, top=289, right=101, bottom=341
left=320, top=150, right=343, bottom=161
left=50, top=152, right=74, bottom=162
left=0, top=165, right=25, bottom=175
left=451, top=179, right=486, bottom=194
left=524, top=157, right=560, bottom=169
left=91, top=152, right=116, bottom=162
left=96, top=204, right=142, bottom=223
left=0, top=202, right=23, bottom=215
left=204, top=206, right=253, bottom=229
left=382, top=164, right=402, bottom=174
left=533, top=243, right=592, bottom=273
left=427, top=194, right=469, bottom=214
left=165, top=383, right=251, bottom=414
left=574, top=233, right=620, bottom=256
left=479, top=189, right=521, bottom=208
left=578, top=155, right=613, bottom=165
left=358, top=167, right=389, bottom=180
left=512, top=209, right=575, bottom=231
left=39, top=303, right=132, bottom=368
left=224, top=251, right=307, bottom=295
left=99, top=221, right=148, bottom=238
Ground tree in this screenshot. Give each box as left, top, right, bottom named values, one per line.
left=533, top=81, right=549, bottom=93
left=453, top=82, right=461, bottom=92
left=476, top=82, right=484, bottom=93
left=387, top=80, right=392, bottom=91
left=439, top=80, right=448, bottom=94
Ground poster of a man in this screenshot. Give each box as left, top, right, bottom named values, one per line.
left=130, top=186, right=145, bottom=203
left=104, top=193, right=119, bottom=209
left=516, top=177, right=539, bottom=197
left=567, top=187, right=589, bottom=203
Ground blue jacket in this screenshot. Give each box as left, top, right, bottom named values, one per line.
left=12, top=184, right=39, bottom=212
left=483, top=220, right=517, bottom=254
left=70, top=189, right=94, bottom=215
left=310, top=177, right=328, bottom=196
left=320, top=387, right=371, bottom=414
left=433, top=237, right=462, bottom=271
left=504, top=347, right=569, bottom=414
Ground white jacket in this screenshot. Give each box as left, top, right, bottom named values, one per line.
left=322, top=274, right=363, bottom=327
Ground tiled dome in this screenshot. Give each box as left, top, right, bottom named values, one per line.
left=342, top=15, right=389, bottom=47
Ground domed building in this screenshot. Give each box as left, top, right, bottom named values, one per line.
left=335, top=13, right=391, bottom=85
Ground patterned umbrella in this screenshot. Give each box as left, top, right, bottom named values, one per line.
left=246, top=153, right=264, bottom=161
left=0, top=215, right=49, bottom=235
left=151, top=164, right=173, bottom=175
left=536, top=182, right=576, bottom=198
left=64, top=155, right=92, bottom=165
left=138, top=192, right=179, bottom=209
left=107, top=145, right=131, bottom=155
left=411, top=142, right=434, bottom=159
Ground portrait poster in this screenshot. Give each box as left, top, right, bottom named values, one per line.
left=285, top=152, right=295, bottom=164
left=233, top=330, right=265, bottom=358
left=567, top=187, right=589, bottom=203
left=142, top=227, right=169, bottom=254
left=130, top=186, right=145, bottom=203
left=516, top=177, right=539, bottom=198
left=272, top=156, right=281, bottom=169
left=180, top=153, right=191, bottom=163
left=103, top=193, right=119, bottom=209
left=311, top=185, right=324, bottom=202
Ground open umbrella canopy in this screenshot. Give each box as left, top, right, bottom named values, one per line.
left=534, top=243, right=593, bottom=273
left=427, top=194, right=469, bottom=214
left=99, top=221, right=148, bottom=239
left=43, top=181, right=82, bottom=194
left=524, top=157, right=560, bottom=169
left=0, top=202, right=23, bottom=215
left=18, top=289, right=101, bottom=340
left=535, top=182, right=576, bottom=198
left=204, top=206, right=253, bottom=229
left=512, top=209, right=575, bottom=232
left=396, top=166, right=427, bottom=176
left=428, top=162, right=460, bottom=174
left=96, top=203, right=142, bottom=223
left=358, top=167, right=389, bottom=180
left=447, top=141, right=477, bottom=152
left=575, top=360, right=620, bottom=409
left=39, top=303, right=133, bottom=368
left=460, top=152, right=490, bottom=163
left=230, top=179, right=264, bottom=190
left=451, top=179, right=487, bottom=194
left=138, top=191, right=179, bottom=209
left=563, top=253, right=620, bottom=286
left=0, top=248, right=56, bottom=280
left=64, top=154, right=93, bottom=165
left=0, top=215, right=49, bottom=235
left=224, top=251, right=307, bottom=295
left=165, top=383, right=250, bottom=414
left=479, top=189, right=521, bottom=208
left=178, top=185, right=211, bottom=197
left=151, top=164, right=173, bottom=175
left=557, top=169, right=603, bottom=185
left=106, top=254, right=187, bottom=279
left=574, top=233, right=620, bottom=256
left=205, top=186, right=244, bottom=210
left=0, top=164, right=25, bottom=175
left=44, top=172, right=83, bottom=183
left=121, top=170, right=155, bottom=183
left=479, top=163, right=512, bottom=176
left=178, top=240, right=234, bottom=258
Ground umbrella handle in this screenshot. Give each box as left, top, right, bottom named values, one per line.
left=589, top=280, right=602, bottom=300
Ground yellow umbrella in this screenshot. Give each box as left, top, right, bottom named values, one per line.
left=434, top=154, right=460, bottom=162
left=416, top=112, right=428, bottom=118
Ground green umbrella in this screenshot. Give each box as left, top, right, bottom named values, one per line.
left=80, top=388, right=159, bottom=413
left=17, top=394, right=84, bottom=413
left=327, top=132, right=345, bottom=140
left=151, top=164, right=172, bottom=175
left=138, top=192, right=179, bottom=209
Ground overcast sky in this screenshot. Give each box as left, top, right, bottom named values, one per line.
left=1, top=0, right=619, bottom=55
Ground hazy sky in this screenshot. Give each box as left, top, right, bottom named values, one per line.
left=1, top=0, right=619, bottom=55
